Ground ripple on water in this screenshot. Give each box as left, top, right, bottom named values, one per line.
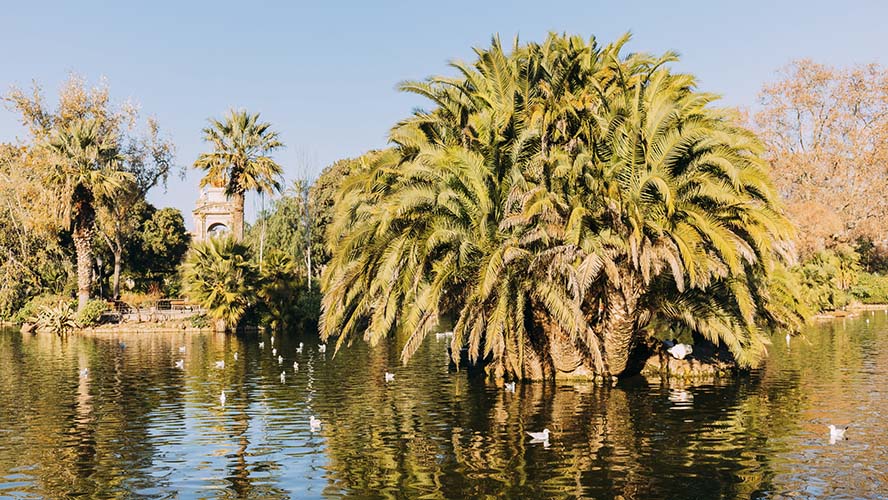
left=1, top=315, right=888, bottom=498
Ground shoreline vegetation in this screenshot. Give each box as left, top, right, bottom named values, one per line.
left=3, top=32, right=888, bottom=384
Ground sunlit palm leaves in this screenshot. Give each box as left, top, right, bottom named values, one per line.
left=321, top=33, right=803, bottom=380
left=182, top=236, right=255, bottom=330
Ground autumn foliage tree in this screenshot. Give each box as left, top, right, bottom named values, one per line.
left=755, top=60, right=888, bottom=256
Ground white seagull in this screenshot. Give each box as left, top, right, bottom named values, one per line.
left=828, top=424, right=848, bottom=443
left=318, top=344, right=327, bottom=354
left=278, top=355, right=284, bottom=364
left=384, top=372, right=395, bottom=382
left=667, top=343, right=693, bottom=360
left=272, top=348, right=277, bottom=356
left=504, top=382, right=516, bottom=393
left=215, top=360, right=225, bottom=369
left=220, top=390, right=226, bottom=406
left=271, top=336, right=275, bottom=346
left=527, top=428, right=550, bottom=442
left=178, top=345, right=186, bottom=353
left=175, top=359, right=184, bottom=369
left=310, top=416, right=322, bottom=432
left=293, top=361, right=299, bottom=371
left=234, top=352, right=238, bottom=361
left=259, top=341, right=265, bottom=349
left=786, top=333, right=791, bottom=347
left=79, top=368, right=89, bottom=378
left=295, top=344, right=303, bottom=354
left=280, top=371, right=286, bottom=383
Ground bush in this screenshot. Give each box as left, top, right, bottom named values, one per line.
left=35, top=302, right=79, bottom=335
left=189, top=313, right=210, bottom=328
left=76, top=299, right=109, bottom=327
left=13, top=294, right=73, bottom=325
left=851, top=272, right=888, bottom=304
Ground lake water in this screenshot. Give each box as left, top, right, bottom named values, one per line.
left=0, top=312, right=886, bottom=499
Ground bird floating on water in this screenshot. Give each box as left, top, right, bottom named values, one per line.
left=295, top=344, right=303, bottom=354
left=272, top=348, right=277, bottom=356
left=220, top=390, right=226, bottom=406
left=384, top=372, right=395, bottom=382
left=293, top=361, right=299, bottom=371
left=504, top=382, right=516, bottom=393
left=280, top=371, right=286, bottom=383
left=178, top=346, right=186, bottom=353
left=667, top=343, right=693, bottom=360
left=119, top=342, right=127, bottom=349
left=278, top=355, right=284, bottom=364
left=259, top=341, right=265, bottom=349
left=79, top=368, right=89, bottom=378
left=828, top=424, right=848, bottom=442
left=271, top=336, right=275, bottom=346
left=175, top=359, right=184, bottom=369
left=234, top=352, right=239, bottom=361
left=318, top=344, right=327, bottom=354
left=527, top=429, right=550, bottom=442
left=786, top=333, right=791, bottom=347
left=310, top=416, right=322, bottom=432
left=215, top=360, right=225, bottom=369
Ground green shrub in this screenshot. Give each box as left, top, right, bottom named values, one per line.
left=13, top=294, right=73, bottom=325
left=76, top=299, right=109, bottom=327
left=851, top=272, right=888, bottom=304
left=35, top=302, right=79, bottom=335
left=189, top=313, right=210, bottom=328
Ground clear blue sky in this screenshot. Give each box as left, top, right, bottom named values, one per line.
left=2, top=0, right=886, bottom=228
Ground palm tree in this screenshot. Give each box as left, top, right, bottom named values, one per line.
left=181, top=235, right=255, bottom=332
left=193, top=109, right=284, bottom=240
left=45, top=118, right=128, bottom=312
left=321, top=33, right=804, bottom=381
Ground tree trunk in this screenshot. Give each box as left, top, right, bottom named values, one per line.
left=72, top=185, right=96, bottom=313
left=112, top=247, right=122, bottom=299
left=601, top=273, right=642, bottom=376
left=232, top=192, right=245, bottom=241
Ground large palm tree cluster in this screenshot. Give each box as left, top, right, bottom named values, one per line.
left=321, top=33, right=805, bottom=381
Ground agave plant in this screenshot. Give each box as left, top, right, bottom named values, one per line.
left=181, top=235, right=256, bottom=332
left=34, top=302, right=80, bottom=336
left=321, top=33, right=805, bottom=380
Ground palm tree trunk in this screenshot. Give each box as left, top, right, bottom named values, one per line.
left=112, top=252, right=122, bottom=299
left=72, top=185, right=96, bottom=313
left=232, top=192, right=245, bottom=241
left=73, top=230, right=93, bottom=313
left=601, top=273, right=642, bottom=376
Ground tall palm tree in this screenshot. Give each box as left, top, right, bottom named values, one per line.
left=321, top=33, right=804, bottom=381
left=193, top=109, right=284, bottom=240
left=45, top=118, right=128, bottom=312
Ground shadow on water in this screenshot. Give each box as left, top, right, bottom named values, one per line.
left=0, top=311, right=886, bottom=498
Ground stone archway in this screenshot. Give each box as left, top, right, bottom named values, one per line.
left=192, top=187, right=238, bottom=243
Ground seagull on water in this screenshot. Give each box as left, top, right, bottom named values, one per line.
left=527, top=428, right=550, bottom=442
left=384, top=372, right=395, bottom=382
left=504, top=382, right=516, bottom=393
left=278, top=355, right=284, bottom=364
left=178, top=345, right=186, bottom=353
left=786, top=333, right=791, bottom=347
left=175, top=359, right=184, bottom=369
left=272, top=348, right=277, bottom=356
left=828, top=424, right=848, bottom=443
left=234, top=351, right=238, bottom=361
left=318, top=344, right=327, bottom=354
left=310, top=416, right=322, bottom=432
left=293, top=361, right=299, bottom=371
left=295, top=343, right=303, bottom=354
left=280, top=371, right=286, bottom=383
left=667, top=343, right=693, bottom=360
left=215, top=360, right=225, bottom=369
left=79, top=368, right=89, bottom=378
left=220, top=390, right=226, bottom=406
left=271, top=336, right=275, bottom=346
left=259, top=341, right=265, bottom=349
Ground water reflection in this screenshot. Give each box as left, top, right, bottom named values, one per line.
left=0, top=311, right=886, bottom=498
